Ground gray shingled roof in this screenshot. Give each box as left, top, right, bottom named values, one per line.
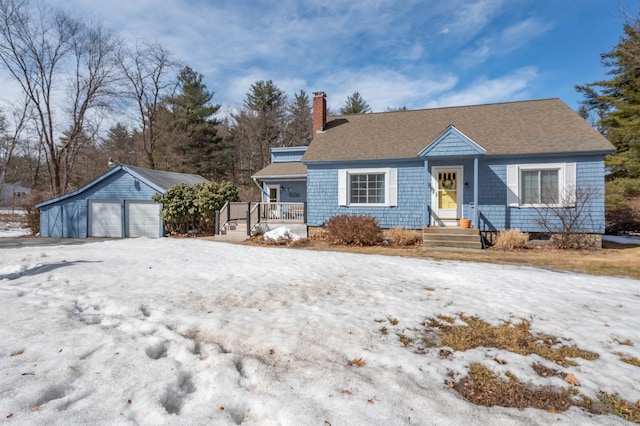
left=302, top=98, right=615, bottom=162
left=126, top=165, right=208, bottom=190
left=252, top=162, right=307, bottom=179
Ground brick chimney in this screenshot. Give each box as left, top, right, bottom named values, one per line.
left=312, top=91, right=327, bottom=138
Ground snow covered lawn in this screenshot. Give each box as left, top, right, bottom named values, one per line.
left=0, top=239, right=638, bottom=425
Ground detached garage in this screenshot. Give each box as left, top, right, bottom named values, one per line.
left=37, top=165, right=207, bottom=238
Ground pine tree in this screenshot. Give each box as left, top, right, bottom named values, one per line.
left=576, top=16, right=640, bottom=178
left=576, top=12, right=640, bottom=232
left=228, top=80, right=287, bottom=183
left=101, top=123, right=137, bottom=165
left=340, top=91, right=371, bottom=114
left=283, top=90, right=312, bottom=146
left=165, top=66, right=227, bottom=180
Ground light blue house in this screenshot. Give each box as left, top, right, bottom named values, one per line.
left=37, top=165, right=207, bottom=238
left=0, top=182, right=32, bottom=206
left=252, top=146, right=307, bottom=204
left=253, top=92, right=615, bottom=247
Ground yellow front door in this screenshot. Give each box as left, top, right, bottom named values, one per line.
left=432, top=166, right=463, bottom=226
left=438, top=171, right=458, bottom=210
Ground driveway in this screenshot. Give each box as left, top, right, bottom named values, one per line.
left=0, top=237, right=113, bottom=249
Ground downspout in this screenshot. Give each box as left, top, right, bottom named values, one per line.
left=251, top=177, right=264, bottom=202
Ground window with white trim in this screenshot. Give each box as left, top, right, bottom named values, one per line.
left=507, top=163, right=576, bottom=207
left=521, top=169, right=559, bottom=204
left=338, top=168, right=398, bottom=207
left=350, top=173, right=385, bottom=204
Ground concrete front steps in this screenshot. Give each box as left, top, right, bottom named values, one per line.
left=423, top=226, right=483, bottom=250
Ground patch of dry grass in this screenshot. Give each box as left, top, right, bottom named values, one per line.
left=615, top=352, right=640, bottom=367
left=452, top=363, right=584, bottom=412
left=492, top=229, right=530, bottom=250
left=266, top=238, right=640, bottom=279
left=426, top=315, right=598, bottom=367
left=387, top=228, right=422, bottom=246
left=597, top=392, right=640, bottom=423
left=451, top=363, right=640, bottom=422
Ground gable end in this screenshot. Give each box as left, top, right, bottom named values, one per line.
left=419, top=125, right=486, bottom=158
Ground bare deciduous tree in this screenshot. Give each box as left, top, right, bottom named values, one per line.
left=0, top=0, right=118, bottom=195
left=116, top=42, right=176, bottom=169
left=0, top=95, right=32, bottom=197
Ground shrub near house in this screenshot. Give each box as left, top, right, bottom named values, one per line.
left=153, top=181, right=239, bottom=235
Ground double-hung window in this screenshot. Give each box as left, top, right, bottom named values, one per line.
left=507, top=163, right=576, bottom=207
left=338, top=168, right=398, bottom=207
left=521, top=169, right=559, bottom=204
left=350, top=173, right=386, bottom=204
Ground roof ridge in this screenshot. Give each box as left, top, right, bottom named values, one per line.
left=329, top=97, right=563, bottom=119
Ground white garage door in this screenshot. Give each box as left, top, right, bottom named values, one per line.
left=89, top=200, right=122, bottom=237
left=127, top=201, right=161, bottom=238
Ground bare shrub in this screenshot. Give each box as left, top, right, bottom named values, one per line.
left=326, top=214, right=382, bottom=246
left=534, top=185, right=600, bottom=249
left=492, top=229, right=529, bottom=250
left=388, top=228, right=422, bottom=246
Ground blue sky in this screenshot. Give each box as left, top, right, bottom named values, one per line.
left=43, top=0, right=639, bottom=114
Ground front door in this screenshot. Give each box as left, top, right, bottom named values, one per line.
left=431, top=166, right=463, bottom=226
left=266, top=185, right=280, bottom=219
left=268, top=186, right=279, bottom=203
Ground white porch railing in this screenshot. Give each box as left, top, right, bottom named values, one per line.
left=259, top=202, right=305, bottom=222
left=216, top=202, right=305, bottom=236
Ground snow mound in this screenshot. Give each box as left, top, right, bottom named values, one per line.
left=263, top=226, right=302, bottom=242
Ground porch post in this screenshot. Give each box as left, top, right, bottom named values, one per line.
left=246, top=202, right=251, bottom=236
left=303, top=202, right=307, bottom=224
left=423, top=158, right=430, bottom=227
left=473, top=156, right=479, bottom=227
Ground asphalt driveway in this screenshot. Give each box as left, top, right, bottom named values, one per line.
left=0, top=237, right=113, bottom=249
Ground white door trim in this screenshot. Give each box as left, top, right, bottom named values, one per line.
left=431, top=166, right=464, bottom=226
left=266, top=184, right=280, bottom=202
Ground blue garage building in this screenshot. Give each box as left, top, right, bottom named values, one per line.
left=37, top=165, right=207, bottom=238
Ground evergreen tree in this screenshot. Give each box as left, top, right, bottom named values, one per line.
left=576, top=16, right=640, bottom=178
left=283, top=90, right=312, bottom=146
left=101, top=123, right=137, bottom=165
left=340, top=91, right=371, bottom=114
left=228, top=80, right=287, bottom=184
left=165, top=66, right=227, bottom=180
left=576, top=11, right=640, bottom=232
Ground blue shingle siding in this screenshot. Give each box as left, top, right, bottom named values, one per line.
left=271, top=147, right=307, bottom=163
left=307, top=153, right=607, bottom=234
left=420, top=126, right=486, bottom=157
left=306, top=160, right=425, bottom=229
left=260, top=180, right=307, bottom=202
left=425, top=133, right=480, bottom=156
left=280, top=181, right=306, bottom=202
left=475, top=154, right=606, bottom=233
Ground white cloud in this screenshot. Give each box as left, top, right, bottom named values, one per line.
left=17, top=0, right=567, bottom=118
left=314, top=68, right=458, bottom=112
left=438, top=0, right=506, bottom=40
left=424, top=67, right=539, bottom=107
left=459, top=18, right=555, bottom=67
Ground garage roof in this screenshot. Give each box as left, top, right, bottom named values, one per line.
left=37, top=165, right=208, bottom=208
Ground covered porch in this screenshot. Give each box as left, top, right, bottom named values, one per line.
left=215, top=201, right=306, bottom=239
